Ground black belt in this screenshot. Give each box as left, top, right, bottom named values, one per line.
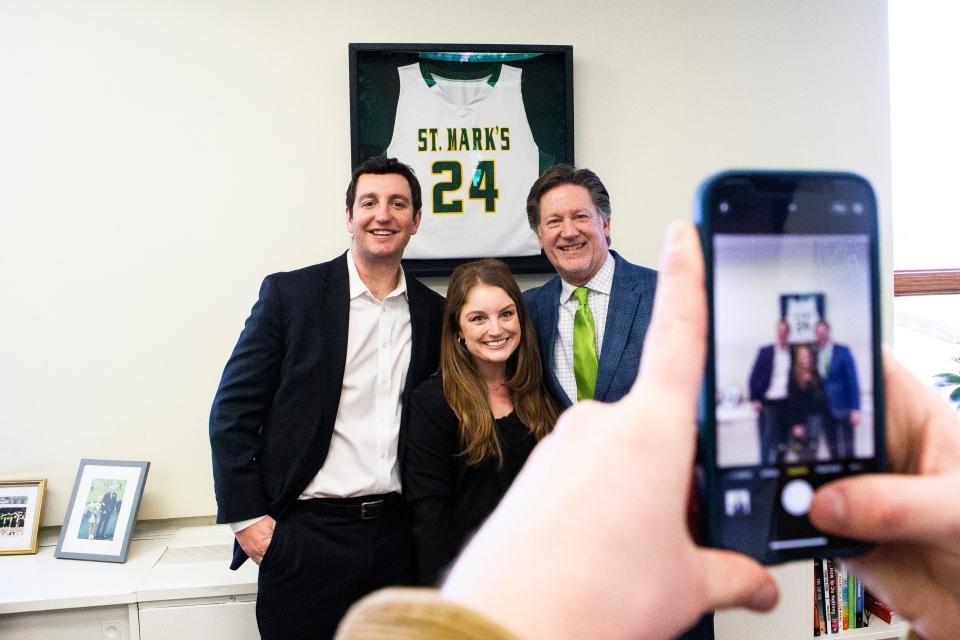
left=293, top=492, right=403, bottom=521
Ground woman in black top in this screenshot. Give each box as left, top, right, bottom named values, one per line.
left=404, top=259, right=558, bottom=585
left=784, top=344, right=831, bottom=463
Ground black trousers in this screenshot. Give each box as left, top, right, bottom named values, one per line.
left=833, top=414, right=855, bottom=459
left=759, top=399, right=789, bottom=465
left=255, top=495, right=415, bottom=640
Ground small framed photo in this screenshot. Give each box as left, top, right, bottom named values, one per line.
left=0, top=479, right=47, bottom=555
left=55, top=459, right=149, bottom=563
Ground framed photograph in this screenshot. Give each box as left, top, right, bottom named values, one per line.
left=0, top=479, right=47, bottom=555
left=780, top=292, right=826, bottom=343
left=349, top=43, right=574, bottom=276
left=55, top=459, right=149, bottom=563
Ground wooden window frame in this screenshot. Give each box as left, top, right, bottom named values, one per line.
left=894, top=269, right=960, bottom=296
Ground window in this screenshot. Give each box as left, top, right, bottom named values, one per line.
left=888, top=3, right=960, bottom=386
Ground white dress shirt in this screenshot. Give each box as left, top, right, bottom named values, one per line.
left=232, top=250, right=411, bottom=533
left=554, top=252, right=615, bottom=403
left=765, top=345, right=791, bottom=400
left=818, top=342, right=834, bottom=378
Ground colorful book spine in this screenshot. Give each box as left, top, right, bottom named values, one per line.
left=822, top=559, right=833, bottom=632
left=827, top=559, right=839, bottom=633
left=841, top=565, right=849, bottom=629
left=814, top=559, right=827, bottom=635
left=865, top=591, right=893, bottom=624
left=814, top=579, right=821, bottom=636
left=855, top=576, right=864, bottom=628
left=848, top=568, right=856, bottom=628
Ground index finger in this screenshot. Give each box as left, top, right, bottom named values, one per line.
left=628, top=220, right=707, bottom=417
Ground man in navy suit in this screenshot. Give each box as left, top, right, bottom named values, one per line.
left=815, top=320, right=861, bottom=459
left=522, top=165, right=657, bottom=409
left=209, top=157, right=444, bottom=640
left=95, top=487, right=119, bottom=539
left=748, top=320, right=793, bottom=465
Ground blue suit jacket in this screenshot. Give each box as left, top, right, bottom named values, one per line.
left=748, top=345, right=775, bottom=402
left=523, top=251, right=657, bottom=408
left=822, top=343, right=860, bottom=418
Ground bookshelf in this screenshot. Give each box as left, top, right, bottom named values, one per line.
left=822, top=622, right=908, bottom=640
left=714, top=561, right=911, bottom=640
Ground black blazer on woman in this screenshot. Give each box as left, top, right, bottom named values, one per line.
left=787, top=372, right=830, bottom=427
left=209, top=252, right=444, bottom=568
left=403, top=375, right=537, bottom=585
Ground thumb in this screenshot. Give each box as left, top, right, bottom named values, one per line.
left=810, top=473, right=960, bottom=544
left=698, top=548, right=779, bottom=612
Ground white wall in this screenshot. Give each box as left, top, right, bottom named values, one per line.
left=0, top=0, right=892, bottom=525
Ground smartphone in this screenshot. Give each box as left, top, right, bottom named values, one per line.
left=696, top=171, right=885, bottom=564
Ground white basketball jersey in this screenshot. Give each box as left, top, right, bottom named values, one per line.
left=386, top=62, right=541, bottom=259
left=786, top=295, right=820, bottom=343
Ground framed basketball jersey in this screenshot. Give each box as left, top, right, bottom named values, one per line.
left=349, top=44, right=574, bottom=276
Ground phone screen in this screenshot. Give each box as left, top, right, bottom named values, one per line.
left=698, top=172, right=884, bottom=563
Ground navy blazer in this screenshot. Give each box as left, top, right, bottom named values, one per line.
left=523, top=251, right=657, bottom=408
left=209, top=252, right=444, bottom=568
left=821, top=343, right=861, bottom=418
left=748, top=345, right=776, bottom=402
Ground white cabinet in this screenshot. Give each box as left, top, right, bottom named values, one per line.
left=0, top=604, right=134, bottom=640
left=139, top=597, right=258, bottom=640
left=0, top=526, right=259, bottom=640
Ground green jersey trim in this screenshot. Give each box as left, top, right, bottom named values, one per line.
left=418, top=60, right=502, bottom=88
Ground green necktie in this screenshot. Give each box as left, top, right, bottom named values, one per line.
left=573, top=287, right=598, bottom=401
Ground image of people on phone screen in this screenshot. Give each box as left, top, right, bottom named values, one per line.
left=712, top=233, right=877, bottom=556
left=714, top=236, right=875, bottom=469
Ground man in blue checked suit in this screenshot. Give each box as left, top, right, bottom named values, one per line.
left=815, top=320, right=861, bottom=459
left=522, top=164, right=657, bottom=409
left=522, top=165, right=711, bottom=639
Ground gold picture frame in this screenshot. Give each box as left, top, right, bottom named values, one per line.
left=0, top=479, right=47, bottom=555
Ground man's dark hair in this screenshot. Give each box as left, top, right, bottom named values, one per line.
left=345, top=156, right=422, bottom=217
left=525, top=164, right=612, bottom=232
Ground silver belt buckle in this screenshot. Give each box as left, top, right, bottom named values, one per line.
left=360, top=499, right=384, bottom=520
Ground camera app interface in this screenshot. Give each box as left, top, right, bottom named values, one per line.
left=713, top=229, right=877, bottom=558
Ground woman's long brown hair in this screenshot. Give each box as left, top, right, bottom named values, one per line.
left=440, top=259, right=558, bottom=467
left=791, top=344, right=820, bottom=389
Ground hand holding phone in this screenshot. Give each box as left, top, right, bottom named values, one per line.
left=696, top=171, right=885, bottom=564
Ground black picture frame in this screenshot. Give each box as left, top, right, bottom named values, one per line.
left=349, top=43, right=574, bottom=276
left=55, top=459, right=150, bottom=563
left=780, top=292, right=827, bottom=344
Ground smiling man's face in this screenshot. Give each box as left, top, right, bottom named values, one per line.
left=346, top=173, right=421, bottom=264
left=536, top=183, right=611, bottom=286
